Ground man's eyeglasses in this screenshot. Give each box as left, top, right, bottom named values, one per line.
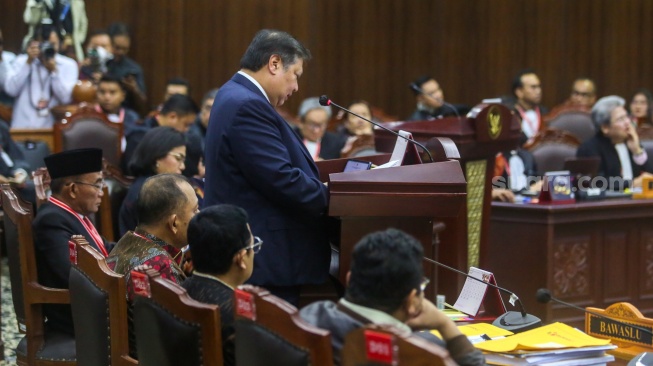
left=245, top=236, right=263, bottom=254
left=168, top=152, right=186, bottom=162
left=73, top=180, right=106, bottom=191
left=419, top=277, right=430, bottom=293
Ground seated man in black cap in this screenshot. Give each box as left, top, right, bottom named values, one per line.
left=300, top=228, right=485, bottom=366
left=33, top=148, right=112, bottom=336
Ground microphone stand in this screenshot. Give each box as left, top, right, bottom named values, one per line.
left=423, top=256, right=542, bottom=332
left=536, top=288, right=653, bottom=338
left=319, top=95, right=434, bottom=163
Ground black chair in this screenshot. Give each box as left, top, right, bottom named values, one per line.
left=547, top=111, right=595, bottom=143
left=69, top=235, right=137, bottom=366
left=234, top=285, right=332, bottom=366
left=131, top=268, right=222, bottom=366
left=525, top=129, right=581, bottom=175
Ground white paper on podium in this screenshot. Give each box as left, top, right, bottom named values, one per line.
left=374, top=160, right=400, bottom=169
left=389, top=130, right=413, bottom=164
left=453, top=267, right=494, bottom=316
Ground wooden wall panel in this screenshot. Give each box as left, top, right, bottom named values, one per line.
left=1, top=0, right=653, bottom=119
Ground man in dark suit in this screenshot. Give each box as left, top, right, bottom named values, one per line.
left=204, top=29, right=329, bottom=305
left=33, top=148, right=112, bottom=335
left=183, top=204, right=258, bottom=366
left=296, top=97, right=346, bottom=160
left=577, top=95, right=653, bottom=190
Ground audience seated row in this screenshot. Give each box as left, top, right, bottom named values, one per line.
left=3, top=176, right=466, bottom=365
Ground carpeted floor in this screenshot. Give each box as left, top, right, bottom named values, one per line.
left=1, top=257, right=20, bottom=365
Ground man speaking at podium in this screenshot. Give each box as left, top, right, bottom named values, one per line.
left=204, top=29, right=330, bottom=305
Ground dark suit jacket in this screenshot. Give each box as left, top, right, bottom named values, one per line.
left=204, top=72, right=330, bottom=287
left=0, top=120, right=30, bottom=177
left=182, top=275, right=235, bottom=366
left=33, top=202, right=110, bottom=335
left=296, top=129, right=347, bottom=160
left=407, top=104, right=470, bottom=121
left=577, top=132, right=653, bottom=189
left=118, top=175, right=148, bottom=236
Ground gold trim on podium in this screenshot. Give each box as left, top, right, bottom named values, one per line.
left=466, top=159, right=486, bottom=268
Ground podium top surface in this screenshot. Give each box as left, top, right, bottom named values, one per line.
left=327, top=160, right=467, bottom=218
left=329, top=160, right=466, bottom=194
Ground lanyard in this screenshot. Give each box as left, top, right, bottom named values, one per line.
left=48, top=196, right=108, bottom=257
left=303, top=139, right=321, bottom=160
left=132, top=230, right=183, bottom=265
left=94, top=104, right=125, bottom=123
left=516, top=106, right=541, bottom=135
left=27, top=63, right=52, bottom=110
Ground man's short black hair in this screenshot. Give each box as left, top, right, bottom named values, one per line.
left=411, top=75, right=434, bottom=95
left=345, top=228, right=424, bottom=313
left=98, top=74, right=126, bottom=92
left=511, top=68, right=536, bottom=96
left=160, top=94, right=198, bottom=116
left=188, top=204, right=251, bottom=275
left=166, top=77, right=191, bottom=94
left=107, top=22, right=130, bottom=39
left=240, top=29, right=311, bottom=72
left=136, top=174, right=189, bottom=226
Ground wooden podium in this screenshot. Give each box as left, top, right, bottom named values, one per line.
left=373, top=104, right=521, bottom=300
left=317, top=153, right=466, bottom=300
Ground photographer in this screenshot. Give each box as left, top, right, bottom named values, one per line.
left=79, top=29, right=112, bottom=84
left=3, top=25, right=78, bottom=129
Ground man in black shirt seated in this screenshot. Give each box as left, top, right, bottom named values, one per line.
left=299, top=228, right=485, bottom=366
left=182, top=204, right=260, bottom=366
left=408, top=75, right=469, bottom=121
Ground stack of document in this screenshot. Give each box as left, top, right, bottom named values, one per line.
left=475, top=322, right=616, bottom=365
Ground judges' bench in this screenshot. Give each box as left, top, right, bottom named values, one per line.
left=483, top=198, right=653, bottom=329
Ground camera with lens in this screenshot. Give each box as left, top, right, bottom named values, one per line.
left=40, top=41, right=56, bottom=61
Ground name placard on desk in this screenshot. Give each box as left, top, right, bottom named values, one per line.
left=585, top=302, right=653, bottom=360
left=588, top=315, right=653, bottom=346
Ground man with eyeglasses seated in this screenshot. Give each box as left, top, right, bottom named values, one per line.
left=300, top=228, right=485, bottom=366
left=296, top=97, right=346, bottom=160
left=182, top=204, right=261, bottom=366
left=33, top=148, right=113, bottom=336
left=547, top=78, right=597, bottom=118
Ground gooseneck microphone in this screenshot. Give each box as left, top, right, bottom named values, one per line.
left=319, top=95, right=433, bottom=163
left=409, top=83, right=461, bottom=120
left=423, top=256, right=542, bottom=333
left=536, top=288, right=653, bottom=337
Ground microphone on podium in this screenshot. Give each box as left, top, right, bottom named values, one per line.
left=423, top=256, right=542, bottom=332
left=318, top=95, right=433, bottom=163
left=535, top=288, right=653, bottom=337
left=409, top=83, right=462, bottom=120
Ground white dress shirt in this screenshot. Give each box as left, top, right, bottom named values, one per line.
left=4, top=53, right=78, bottom=128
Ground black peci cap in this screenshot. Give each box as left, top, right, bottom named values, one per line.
left=44, top=148, right=103, bottom=179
